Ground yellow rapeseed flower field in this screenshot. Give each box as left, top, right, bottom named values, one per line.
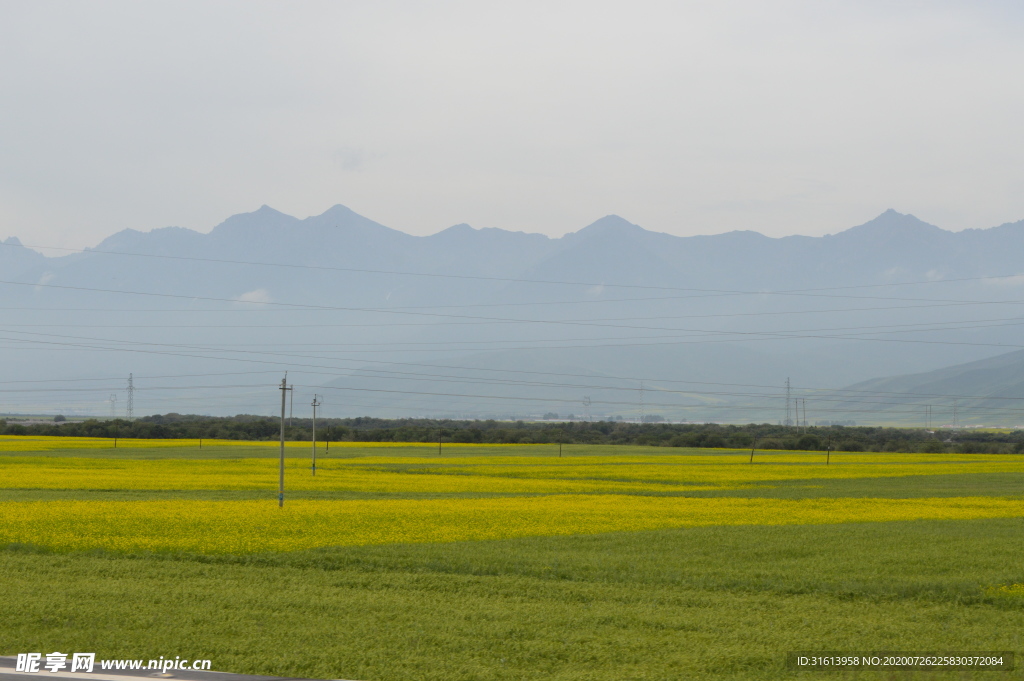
left=374, top=458, right=1024, bottom=486
left=3, top=440, right=1023, bottom=556
left=0, top=456, right=733, bottom=494
left=1, top=495, right=1022, bottom=554
left=5, top=454, right=1023, bottom=493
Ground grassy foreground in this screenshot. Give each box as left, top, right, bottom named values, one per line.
left=1, top=437, right=1022, bottom=680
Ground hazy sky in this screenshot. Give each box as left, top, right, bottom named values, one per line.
left=2, top=0, right=1023, bottom=248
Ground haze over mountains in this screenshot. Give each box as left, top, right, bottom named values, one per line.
left=3, top=206, right=1024, bottom=424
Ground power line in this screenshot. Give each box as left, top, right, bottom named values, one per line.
left=3, top=296, right=1023, bottom=318
left=6, top=328, right=1024, bottom=406
left=6, top=319, right=1024, bottom=362
left=8, top=310, right=1024, bottom=331
left=6, top=304, right=1024, bottom=348
left=7, top=275, right=1024, bottom=314
left=0, top=370, right=281, bottom=385
left=0, top=383, right=284, bottom=393
left=2, top=314, right=1014, bottom=346
left=2, top=294, right=1024, bottom=417
left=9, top=238, right=1024, bottom=295
left=298, top=382, right=1024, bottom=416
left=3, top=370, right=1021, bottom=414
left=0, top=355, right=1016, bottom=425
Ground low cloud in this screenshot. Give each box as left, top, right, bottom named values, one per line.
left=236, top=288, right=272, bottom=304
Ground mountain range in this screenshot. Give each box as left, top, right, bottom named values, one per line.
left=3, top=206, right=1024, bottom=424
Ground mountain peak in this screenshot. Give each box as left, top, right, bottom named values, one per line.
left=572, top=214, right=644, bottom=237
left=838, top=210, right=945, bottom=238
left=315, top=204, right=361, bottom=220
left=435, top=223, right=475, bottom=235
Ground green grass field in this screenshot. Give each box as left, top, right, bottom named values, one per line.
left=1, top=436, right=1022, bottom=680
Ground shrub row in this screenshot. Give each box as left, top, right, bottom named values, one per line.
left=2, top=415, right=1022, bottom=454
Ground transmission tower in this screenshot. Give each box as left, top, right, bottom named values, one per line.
left=639, top=381, right=645, bottom=424
left=786, top=376, right=794, bottom=426
left=582, top=396, right=591, bottom=422
left=109, top=394, right=117, bottom=420
left=126, top=374, right=135, bottom=421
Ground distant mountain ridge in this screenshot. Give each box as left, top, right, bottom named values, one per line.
left=3, top=205, right=1024, bottom=421
left=829, top=350, right=1024, bottom=427
left=8, top=206, right=1024, bottom=286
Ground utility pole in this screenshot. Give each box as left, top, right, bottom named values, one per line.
left=311, top=395, right=320, bottom=476
left=126, top=374, right=134, bottom=421
left=279, top=374, right=292, bottom=507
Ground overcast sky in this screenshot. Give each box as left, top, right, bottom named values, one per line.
left=2, top=0, right=1023, bottom=248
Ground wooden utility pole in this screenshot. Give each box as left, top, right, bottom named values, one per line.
left=311, top=395, right=320, bottom=476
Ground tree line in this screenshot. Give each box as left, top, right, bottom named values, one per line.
left=2, top=413, right=1023, bottom=453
